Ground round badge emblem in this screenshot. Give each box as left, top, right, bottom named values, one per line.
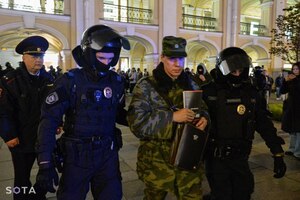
left=103, top=87, right=112, bottom=99
left=237, top=104, right=246, bottom=115
left=45, top=92, right=59, bottom=104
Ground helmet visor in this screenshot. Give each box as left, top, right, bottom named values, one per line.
left=88, top=29, right=130, bottom=51
left=218, top=54, right=252, bottom=75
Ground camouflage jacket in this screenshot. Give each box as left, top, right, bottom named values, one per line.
left=127, top=63, right=208, bottom=193
left=127, top=65, right=207, bottom=141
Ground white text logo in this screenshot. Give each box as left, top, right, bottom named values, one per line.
left=5, top=186, right=36, bottom=194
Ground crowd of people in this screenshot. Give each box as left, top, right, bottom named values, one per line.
left=0, top=61, right=63, bottom=81
left=0, top=62, right=15, bottom=77
left=0, top=23, right=298, bottom=200
left=116, top=67, right=149, bottom=94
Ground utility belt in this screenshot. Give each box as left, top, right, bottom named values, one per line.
left=58, top=134, right=117, bottom=170
left=62, top=135, right=114, bottom=149
left=213, top=144, right=249, bottom=160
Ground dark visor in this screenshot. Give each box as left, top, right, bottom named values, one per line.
left=219, top=54, right=252, bottom=75
left=89, top=29, right=130, bottom=51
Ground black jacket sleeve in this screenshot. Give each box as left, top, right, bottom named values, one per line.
left=0, top=77, right=18, bottom=142
left=255, top=92, right=284, bottom=154
left=36, top=74, right=71, bottom=164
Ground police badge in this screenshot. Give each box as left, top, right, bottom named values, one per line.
left=103, top=87, right=112, bottom=99
left=46, top=92, right=59, bottom=104
left=237, top=104, right=246, bottom=115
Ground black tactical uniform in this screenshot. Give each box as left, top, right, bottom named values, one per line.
left=0, top=36, right=53, bottom=200
left=36, top=24, right=130, bottom=200
left=202, top=47, right=286, bottom=200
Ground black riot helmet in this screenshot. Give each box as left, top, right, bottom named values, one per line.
left=215, top=47, right=252, bottom=84
left=72, top=24, right=130, bottom=73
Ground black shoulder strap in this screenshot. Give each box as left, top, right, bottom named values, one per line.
left=145, top=77, right=176, bottom=110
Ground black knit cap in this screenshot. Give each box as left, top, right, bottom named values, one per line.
left=162, top=36, right=187, bottom=57
left=15, top=36, right=49, bottom=55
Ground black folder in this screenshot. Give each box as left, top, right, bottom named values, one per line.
left=173, top=123, right=209, bottom=170
left=170, top=90, right=209, bottom=170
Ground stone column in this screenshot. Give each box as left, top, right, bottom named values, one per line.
left=83, top=0, right=96, bottom=30
left=144, top=54, right=159, bottom=74
left=60, top=49, right=72, bottom=71
left=260, top=1, right=273, bottom=36
left=74, top=0, right=85, bottom=45
left=151, top=0, right=159, bottom=25
left=162, top=0, right=177, bottom=36
left=63, top=0, right=70, bottom=15
left=272, top=0, right=286, bottom=72
left=212, top=0, right=221, bottom=31
left=224, top=0, right=240, bottom=47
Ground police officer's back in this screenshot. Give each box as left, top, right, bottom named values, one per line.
left=202, top=47, right=286, bottom=200
left=35, top=24, right=130, bottom=200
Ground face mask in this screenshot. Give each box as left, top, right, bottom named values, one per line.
left=227, top=73, right=243, bottom=84
left=94, top=58, right=110, bottom=73
left=83, top=48, right=111, bottom=75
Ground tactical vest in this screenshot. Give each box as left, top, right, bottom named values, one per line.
left=206, top=84, right=256, bottom=142
left=63, top=69, right=124, bottom=138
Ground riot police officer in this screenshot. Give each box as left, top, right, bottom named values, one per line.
left=36, top=24, right=130, bottom=200
left=202, top=47, right=286, bottom=200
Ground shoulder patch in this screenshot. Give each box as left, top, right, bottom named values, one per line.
left=45, top=91, right=59, bottom=104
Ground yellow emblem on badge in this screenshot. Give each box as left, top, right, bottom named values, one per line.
left=237, top=104, right=246, bottom=115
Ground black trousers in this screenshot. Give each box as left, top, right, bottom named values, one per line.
left=10, top=150, right=47, bottom=200
left=205, top=157, right=254, bottom=200
left=57, top=138, right=122, bottom=200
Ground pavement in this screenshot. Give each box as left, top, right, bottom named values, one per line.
left=1, top=94, right=300, bottom=200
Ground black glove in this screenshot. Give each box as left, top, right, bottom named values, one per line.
left=114, top=127, right=123, bottom=150
left=273, top=156, right=286, bottom=178
left=36, top=164, right=59, bottom=193
left=53, top=138, right=64, bottom=173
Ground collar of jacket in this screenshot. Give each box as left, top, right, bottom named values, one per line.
left=152, top=62, right=192, bottom=94
left=19, top=62, right=53, bottom=84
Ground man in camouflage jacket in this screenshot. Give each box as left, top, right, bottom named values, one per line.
left=127, top=36, right=209, bottom=199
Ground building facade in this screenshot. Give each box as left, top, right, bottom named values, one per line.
left=0, top=0, right=297, bottom=76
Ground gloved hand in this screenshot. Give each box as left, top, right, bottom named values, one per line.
left=273, top=156, right=286, bottom=178
left=36, top=164, right=59, bottom=193
left=114, top=127, right=123, bottom=150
